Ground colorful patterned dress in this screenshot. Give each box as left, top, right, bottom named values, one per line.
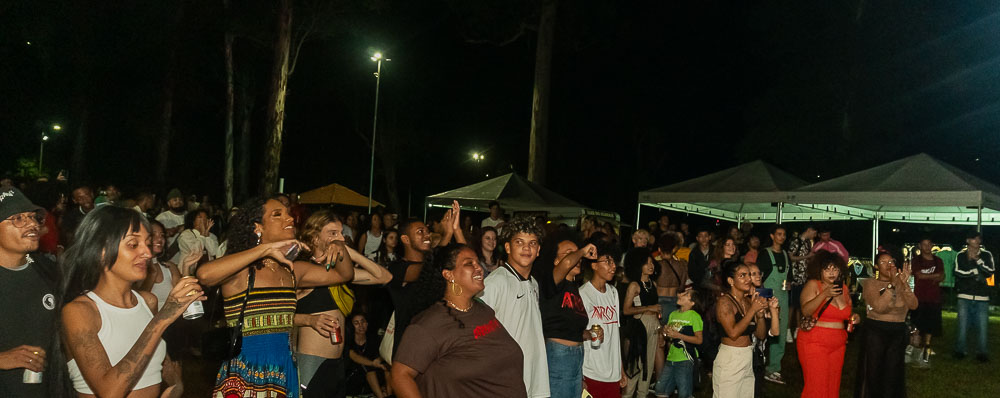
left=213, top=287, right=299, bottom=398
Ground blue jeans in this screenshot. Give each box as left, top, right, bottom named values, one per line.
left=659, top=296, right=678, bottom=325
left=546, top=340, right=584, bottom=398
left=956, top=298, right=989, bottom=356
left=654, top=360, right=693, bottom=398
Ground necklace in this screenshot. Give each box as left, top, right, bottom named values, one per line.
left=445, top=300, right=473, bottom=312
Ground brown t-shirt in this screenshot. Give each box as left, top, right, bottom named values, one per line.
left=395, top=301, right=527, bottom=398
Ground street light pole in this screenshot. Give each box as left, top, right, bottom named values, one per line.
left=38, top=124, right=60, bottom=175
left=368, top=52, right=388, bottom=214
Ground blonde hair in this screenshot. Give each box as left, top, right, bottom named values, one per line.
left=299, top=209, right=343, bottom=248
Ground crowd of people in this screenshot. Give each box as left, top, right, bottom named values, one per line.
left=0, top=177, right=994, bottom=398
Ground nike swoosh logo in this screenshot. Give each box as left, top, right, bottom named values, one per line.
left=516, top=293, right=526, bottom=299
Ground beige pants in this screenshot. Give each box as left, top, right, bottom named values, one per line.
left=623, top=313, right=660, bottom=397
left=712, top=344, right=754, bottom=398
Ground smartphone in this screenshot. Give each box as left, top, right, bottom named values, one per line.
left=284, top=243, right=301, bottom=262
left=755, top=287, right=773, bottom=298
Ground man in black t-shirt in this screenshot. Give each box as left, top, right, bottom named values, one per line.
left=0, top=188, right=67, bottom=398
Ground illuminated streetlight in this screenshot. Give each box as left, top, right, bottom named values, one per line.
left=39, top=124, right=61, bottom=174
left=367, top=51, right=390, bottom=214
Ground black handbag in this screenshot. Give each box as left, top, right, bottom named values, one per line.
left=202, top=267, right=255, bottom=361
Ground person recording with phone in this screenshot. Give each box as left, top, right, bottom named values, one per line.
left=855, top=249, right=917, bottom=398
left=796, top=250, right=859, bottom=398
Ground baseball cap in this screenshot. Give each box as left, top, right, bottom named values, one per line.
left=0, top=188, right=45, bottom=222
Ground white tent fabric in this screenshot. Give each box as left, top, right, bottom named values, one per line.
left=790, top=153, right=1000, bottom=225
left=637, top=160, right=865, bottom=223
left=425, top=173, right=620, bottom=223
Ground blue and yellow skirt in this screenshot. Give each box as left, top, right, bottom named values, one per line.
left=213, top=332, right=299, bottom=398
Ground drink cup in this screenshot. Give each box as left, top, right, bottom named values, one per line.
left=183, top=300, right=204, bottom=320
left=23, top=370, right=42, bottom=384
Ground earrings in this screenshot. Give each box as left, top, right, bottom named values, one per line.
left=256, top=231, right=262, bottom=245
left=450, top=280, right=463, bottom=296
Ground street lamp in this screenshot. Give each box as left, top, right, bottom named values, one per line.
left=39, top=124, right=61, bottom=174
left=472, top=152, right=484, bottom=162
left=367, top=51, right=390, bottom=214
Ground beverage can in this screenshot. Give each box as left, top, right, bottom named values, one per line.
left=846, top=320, right=855, bottom=333
left=182, top=300, right=204, bottom=320
left=23, top=370, right=42, bottom=384
left=330, top=324, right=343, bottom=345
left=590, top=324, right=602, bottom=348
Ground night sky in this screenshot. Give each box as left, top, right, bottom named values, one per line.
left=4, top=1, right=1000, bottom=249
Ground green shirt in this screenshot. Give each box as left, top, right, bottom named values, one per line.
left=665, top=309, right=703, bottom=362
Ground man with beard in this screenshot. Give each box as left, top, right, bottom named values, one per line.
left=0, top=188, right=68, bottom=397
left=156, top=188, right=186, bottom=246
left=758, top=224, right=790, bottom=384
left=481, top=217, right=549, bottom=398
left=58, top=185, right=95, bottom=246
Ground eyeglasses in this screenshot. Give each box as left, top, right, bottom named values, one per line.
left=4, top=212, right=45, bottom=229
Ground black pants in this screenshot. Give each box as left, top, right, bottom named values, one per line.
left=303, top=357, right=346, bottom=398
left=855, top=319, right=908, bottom=398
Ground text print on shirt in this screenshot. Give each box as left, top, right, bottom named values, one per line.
left=590, top=305, right=618, bottom=324
left=561, top=292, right=586, bottom=316
left=474, top=319, right=502, bottom=340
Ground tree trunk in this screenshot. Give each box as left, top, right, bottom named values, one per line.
left=236, top=88, right=254, bottom=203
left=260, top=0, right=293, bottom=195
left=155, top=2, right=184, bottom=187
left=527, top=0, right=557, bottom=184
left=223, top=1, right=235, bottom=210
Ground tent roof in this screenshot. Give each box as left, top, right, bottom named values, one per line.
left=789, top=153, right=1000, bottom=224
left=427, top=173, right=581, bottom=212
left=426, top=173, right=614, bottom=220
left=638, top=160, right=857, bottom=222
left=298, top=183, right=383, bottom=208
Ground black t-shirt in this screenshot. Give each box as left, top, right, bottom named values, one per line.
left=688, top=247, right=712, bottom=287
left=386, top=259, right=426, bottom=358
left=0, top=255, right=61, bottom=398
left=395, top=301, right=527, bottom=398
left=537, top=273, right=589, bottom=342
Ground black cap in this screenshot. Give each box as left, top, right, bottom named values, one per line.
left=0, top=188, right=44, bottom=221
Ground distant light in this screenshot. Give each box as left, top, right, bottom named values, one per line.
left=26, top=41, right=31, bottom=45
left=52, top=124, right=61, bottom=131
left=816, top=175, right=821, bottom=178
left=42, top=135, right=49, bottom=141
left=975, top=158, right=981, bottom=162
left=371, top=52, right=383, bottom=61
left=892, top=228, right=900, bottom=233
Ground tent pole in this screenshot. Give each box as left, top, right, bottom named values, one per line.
left=635, top=203, right=643, bottom=229
left=871, top=216, right=879, bottom=261
left=737, top=212, right=742, bottom=229
left=977, top=206, right=983, bottom=233
left=776, top=202, right=783, bottom=224
left=423, top=200, right=428, bottom=223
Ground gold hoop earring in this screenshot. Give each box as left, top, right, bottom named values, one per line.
left=450, top=280, right=463, bottom=296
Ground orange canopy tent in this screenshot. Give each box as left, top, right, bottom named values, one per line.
left=298, top=183, right=383, bottom=208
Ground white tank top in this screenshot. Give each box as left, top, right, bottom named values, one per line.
left=149, top=260, right=173, bottom=311
left=364, top=230, right=383, bottom=259
left=67, top=291, right=166, bottom=394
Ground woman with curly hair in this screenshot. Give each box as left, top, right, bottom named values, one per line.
left=796, top=250, right=860, bottom=398
left=391, top=243, right=526, bottom=397
left=294, top=210, right=391, bottom=397
left=196, top=196, right=356, bottom=398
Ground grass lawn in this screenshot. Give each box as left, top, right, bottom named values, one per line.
left=691, top=311, right=1000, bottom=398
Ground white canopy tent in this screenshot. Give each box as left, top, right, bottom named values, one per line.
left=788, top=153, right=1000, bottom=259
left=425, top=173, right=621, bottom=226
left=637, top=160, right=868, bottom=227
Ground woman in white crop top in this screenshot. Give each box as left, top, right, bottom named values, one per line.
left=61, top=206, right=206, bottom=398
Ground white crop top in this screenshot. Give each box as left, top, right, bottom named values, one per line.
left=67, top=290, right=166, bottom=394
left=149, top=260, right=173, bottom=311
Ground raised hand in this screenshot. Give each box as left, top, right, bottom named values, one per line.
left=581, top=243, right=598, bottom=260
left=259, top=239, right=306, bottom=268
left=450, top=200, right=461, bottom=232
left=157, top=277, right=206, bottom=324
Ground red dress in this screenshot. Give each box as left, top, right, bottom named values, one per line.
left=796, top=280, right=852, bottom=398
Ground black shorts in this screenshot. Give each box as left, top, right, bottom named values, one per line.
left=789, top=284, right=803, bottom=311
left=911, top=302, right=942, bottom=337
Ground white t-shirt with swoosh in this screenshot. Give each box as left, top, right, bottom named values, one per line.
left=480, top=262, right=549, bottom=398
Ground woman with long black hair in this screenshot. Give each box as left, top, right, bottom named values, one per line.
left=622, top=247, right=661, bottom=397
left=713, top=261, right=778, bottom=398
left=391, top=243, right=526, bottom=397
left=62, top=206, right=203, bottom=398
left=196, top=196, right=356, bottom=398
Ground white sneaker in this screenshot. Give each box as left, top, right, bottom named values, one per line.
left=764, top=372, right=786, bottom=385
left=786, top=331, right=794, bottom=343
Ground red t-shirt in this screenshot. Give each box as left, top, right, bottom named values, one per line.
left=911, top=255, right=943, bottom=304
